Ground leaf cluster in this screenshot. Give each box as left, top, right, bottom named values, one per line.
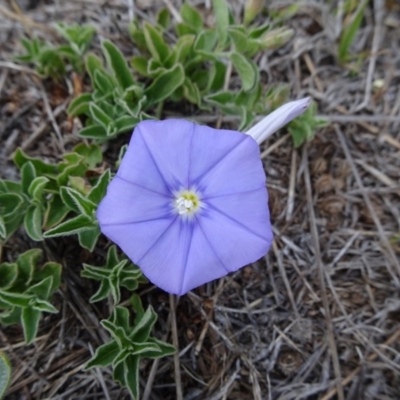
left=288, top=101, right=328, bottom=148
left=337, top=0, right=368, bottom=64
left=15, top=23, right=95, bottom=77
left=85, top=295, right=175, bottom=400
left=1, top=143, right=110, bottom=252
left=0, top=249, right=61, bottom=344
left=81, top=246, right=147, bottom=305
left=68, top=0, right=297, bottom=138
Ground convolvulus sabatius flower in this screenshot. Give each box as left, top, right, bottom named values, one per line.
left=97, top=98, right=310, bottom=295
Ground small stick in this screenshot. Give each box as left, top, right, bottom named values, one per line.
left=303, top=144, right=345, bottom=400
left=355, top=0, right=384, bottom=111
left=169, top=294, right=183, bottom=400
left=260, top=134, right=290, bottom=159
left=286, top=148, right=297, bottom=221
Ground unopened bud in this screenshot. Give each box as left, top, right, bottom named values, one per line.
left=259, top=27, right=295, bottom=50
left=244, top=0, right=265, bottom=25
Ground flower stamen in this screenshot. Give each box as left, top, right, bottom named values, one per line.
left=174, top=190, right=201, bottom=216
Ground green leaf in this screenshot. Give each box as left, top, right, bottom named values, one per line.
left=28, top=176, right=49, bottom=203
left=183, top=79, right=201, bottom=105
left=338, top=0, right=368, bottom=63
left=130, top=56, right=149, bottom=76
left=24, top=205, right=43, bottom=241
left=180, top=4, right=203, bottom=32
left=78, top=226, right=101, bottom=252
left=89, top=279, right=110, bottom=303
left=205, top=91, right=235, bottom=106
left=13, top=148, right=56, bottom=176
left=61, top=187, right=96, bottom=216
left=27, top=276, right=53, bottom=299
left=157, top=8, right=170, bottom=29
left=79, top=124, right=108, bottom=139
left=114, top=116, right=139, bottom=134
left=0, top=308, right=21, bottom=326
left=81, top=265, right=110, bottom=281
left=44, top=215, right=96, bottom=238
left=73, top=143, right=102, bottom=169
left=21, top=307, right=41, bottom=344
left=208, top=60, right=227, bottom=92
left=101, top=320, right=130, bottom=345
left=88, top=169, right=111, bottom=204
left=68, top=93, right=92, bottom=116
left=175, top=22, right=196, bottom=37
left=102, top=40, right=135, bottom=90
left=124, top=355, right=140, bottom=400
left=130, top=294, right=145, bottom=325
left=0, top=193, right=24, bottom=218
left=94, top=69, right=115, bottom=95
left=194, top=29, right=218, bottom=53
left=212, top=0, right=230, bottom=47
left=170, top=35, right=195, bottom=65
left=144, top=337, right=175, bottom=358
left=130, top=306, right=157, bottom=343
left=89, top=103, right=112, bottom=128
left=112, top=361, right=126, bottom=387
left=31, top=298, right=58, bottom=313
left=17, top=249, right=42, bottom=286
left=230, top=52, right=258, bottom=91
left=0, top=290, right=31, bottom=308
left=84, top=340, right=120, bottom=369
left=43, top=194, right=70, bottom=229
left=113, top=306, right=131, bottom=332
left=21, top=162, right=37, bottom=194
left=0, top=216, right=5, bottom=240
left=144, top=64, right=185, bottom=106
left=0, top=263, right=18, bottom=290
left=112, top=348, right=132, bottom=369
left=0, top=351, right=11, bottom=399
left=86, top=53, right=105, bottom=82
left=228, top=27, right=248, bottom=53
left=143, top=22, right=170, bottom=63
left=35, top=262, right=62, bottom=295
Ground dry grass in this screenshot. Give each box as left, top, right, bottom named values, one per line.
left=1, top=0, right=400, bottom=399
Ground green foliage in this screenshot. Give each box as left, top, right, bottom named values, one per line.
left=67, top=1, right=298, bottom=138
left=0, top=352, right=11, bottom=399
left=4, top=3, right=322, bottom=396
left=81, top=246, right=146, bottom=304
left=288, top=101, right=327, bottom=148
left=15, top=23, right=95, bottom=77
left=84, top=296, right=175, bottom=400
left=0, top=144, right=108, bottom=251
left=338, top=0, right=368, bottom=64
left=0, top=249, right=61, bottom=344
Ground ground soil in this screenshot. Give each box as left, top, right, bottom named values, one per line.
left=1, top=1, right=400, bottom=399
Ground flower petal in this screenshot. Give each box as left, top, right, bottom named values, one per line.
left=137, top=218, right=232, bottom=295
left=197, top=135, right=265, bottom=197
left=204, top=187, right=272, bottom=240
left=130, top=119, right=194, bottom=191
left=99, top=217, right=176, bottom=272
left=197, top=205, right=271, bottom=273
left=117, top=127, right=171, bottom=196
left=246, top=97, right=311, bottom=144
left=189, top=123, right=246, bottom=186
left=97, top=176, right=172, bottom=226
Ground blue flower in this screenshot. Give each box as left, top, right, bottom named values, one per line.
left=97, top=99, right=310, bottom=295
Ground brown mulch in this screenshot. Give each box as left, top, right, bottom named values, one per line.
left=1, top=0, right=400, bottom=399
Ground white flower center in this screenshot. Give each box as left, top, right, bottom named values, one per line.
left=174, top=190, right=201, bottom=217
